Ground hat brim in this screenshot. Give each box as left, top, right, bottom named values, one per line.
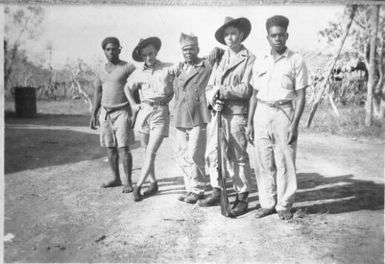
left=132, top=37, right=162, bottom=62
left=215, top=17, right=251, bottom=45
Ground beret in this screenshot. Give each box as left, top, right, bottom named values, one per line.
left=101, top=37, right=120, bottom=50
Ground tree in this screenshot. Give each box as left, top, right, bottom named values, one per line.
left=4, top=5, right=45, bottom=89
left=318, top=5, right=385, bottom=124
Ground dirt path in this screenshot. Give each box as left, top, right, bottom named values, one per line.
left=4, top=113, right=384, bottom=263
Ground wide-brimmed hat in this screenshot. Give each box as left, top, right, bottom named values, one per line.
left=132, top=36, right=162, bottom=62
left=215, top=17, right=251, bottom=45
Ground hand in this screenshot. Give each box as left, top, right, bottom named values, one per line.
left=208, top=47, right=224, bottom=66
left=131, top=103, right=141, bottom=114
left=90, top=115, right=99, bottom=130
left=212, top=99, right=224, bottom=112
left=206, top=86, right=220, bottom=106
left=245, top=124, right=254, bottom=145
left=287, top=124, right=298, bottom=144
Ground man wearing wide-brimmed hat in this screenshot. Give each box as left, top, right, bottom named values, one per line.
left=124, top=36, right=175, bottom=202
left=90, top=36, right=136, bottom=193
left=247, top=15, right=308, bottom=220
left=199, top=17, right=255, bottom=217
left=173, top=32, right=216, bottom=204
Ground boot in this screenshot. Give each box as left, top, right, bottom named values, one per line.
left=185, top=192, right=204, bottom=204
left=143, top=181, right=158, bottom=196
left=230, top=192, right=249, bottom=217
left=133, top=185, right=143, bottom=202
left=198, top=188, right=220, bottom=207
left=178, top=192, right=190, bottom=202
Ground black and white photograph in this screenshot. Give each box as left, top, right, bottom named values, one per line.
left=2, top=0, right=384, bottom=263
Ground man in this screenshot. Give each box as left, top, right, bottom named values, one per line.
left=90, top=37, right=136, bottom=193
left=247, top=15, right=308, bottom=220
left=124, top=36, right=174, bottom=202
left=199, top=17, right=255, bottom=217
left=174, top=33, right=214, bottom=204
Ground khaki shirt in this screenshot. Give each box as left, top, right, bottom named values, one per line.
left=252, top=48, right=308, bottom=101
left=126, top=60, right=176, bottom=104
left=206, top=46, right=255, bottom=115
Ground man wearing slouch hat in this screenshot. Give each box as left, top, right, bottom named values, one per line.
left=90, top=36, right=136, bottom=193
left=247, top=15, right=308, bottom=220
left=199, top=17, right=255, bottom=217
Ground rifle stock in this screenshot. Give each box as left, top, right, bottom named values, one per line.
left=216, top=109, right=230, bottom=217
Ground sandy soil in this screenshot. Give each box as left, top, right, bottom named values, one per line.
left=4, top=105, right=384, bottom=263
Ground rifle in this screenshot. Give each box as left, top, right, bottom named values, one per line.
left=215, top=95, right=230, bottom=217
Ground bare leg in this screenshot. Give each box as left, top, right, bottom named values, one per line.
left=101, top=147, right=122, bottom=188
left=136, top=132, right=164, bottom=187
left=119, top=146, right=133, bottom=193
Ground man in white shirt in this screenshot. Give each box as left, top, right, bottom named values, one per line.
left=247, top=15, right=308, bottom=220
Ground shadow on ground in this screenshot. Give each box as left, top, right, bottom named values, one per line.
left=4, top=113, right=139, bottom=173
left=295, top=173, right=384, bottom=214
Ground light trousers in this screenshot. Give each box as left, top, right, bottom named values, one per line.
left=206, top=113, right=251, bottom=193
left=175, top=124, right=207, bottom=195
left=252, top=103, right=297, bottom=211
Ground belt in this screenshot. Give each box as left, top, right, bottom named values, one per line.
left=257, top=99, right=293, bottom=108
left=142, top=100, right=168, bottom=107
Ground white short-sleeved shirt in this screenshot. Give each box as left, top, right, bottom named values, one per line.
left=252, top=48, right=309, bottom=101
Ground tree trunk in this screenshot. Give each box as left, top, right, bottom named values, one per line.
left=306, top=5, right=357, bottom=128
left=365, top=5, right=380, bottom=126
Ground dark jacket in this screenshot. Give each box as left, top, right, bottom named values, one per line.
left=174, top=58, right=212, bottom=128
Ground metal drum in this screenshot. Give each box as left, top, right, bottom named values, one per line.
left=13, top=87, right=37, bottom=118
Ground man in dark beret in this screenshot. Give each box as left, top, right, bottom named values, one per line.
left=90, top=36, right=136, bottom=193
left=247, top=15, right=308, bottom=220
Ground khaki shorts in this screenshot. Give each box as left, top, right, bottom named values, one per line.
left=135, top=103, right=170, bottom=137
left=99, top=107, right=135, bottom=148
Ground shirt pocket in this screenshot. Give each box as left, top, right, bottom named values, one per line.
left=280, top=68, right=295, bottom=90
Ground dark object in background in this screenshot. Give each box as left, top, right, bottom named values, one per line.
left=12, top=87, right=37, bottom=118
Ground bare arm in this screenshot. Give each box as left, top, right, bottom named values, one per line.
left=246, top=89, right=258, bottom=144
left=90, top=83, right=102, bottom=129
left=287, top=88, right=306, bottom=144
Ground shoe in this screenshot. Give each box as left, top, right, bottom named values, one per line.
left=185, top=193, right=204, bottom=204
left=229, top=192, right=249, bottom=217
left=277, top=209, right=293, bottom=220
left=143, top=181, right=158, bottom=196
left=198, top=188, right=220, bottom=207
left=133, top=185, right=143, bottom=202
left=178, top=192, right=190, bottom=202
left=255, top=208, right=276, bottom=218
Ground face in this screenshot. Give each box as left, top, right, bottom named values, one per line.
left=104, top=43, right=120, bottom=62
left=267, top=26, right=288, bottom=53
left=140, top=44, right=158, bottom=66
left=223, top=26, right=244, bottom=48
left=182, top=45, right=199, bottom=63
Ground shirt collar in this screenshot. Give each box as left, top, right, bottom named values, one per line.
left=142, top=59, right=161, bottom=71
left=267, top=47, right=291, bottom=61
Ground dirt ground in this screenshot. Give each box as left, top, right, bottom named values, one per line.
left=3, top=100, right=384, bottom=263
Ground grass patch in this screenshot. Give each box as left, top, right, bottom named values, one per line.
left=301, top=104, right=384, bottom=139
left=5, top=99, right=384, bottom=139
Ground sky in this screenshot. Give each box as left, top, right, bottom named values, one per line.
left=8, top=4, right=346, bottom=69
